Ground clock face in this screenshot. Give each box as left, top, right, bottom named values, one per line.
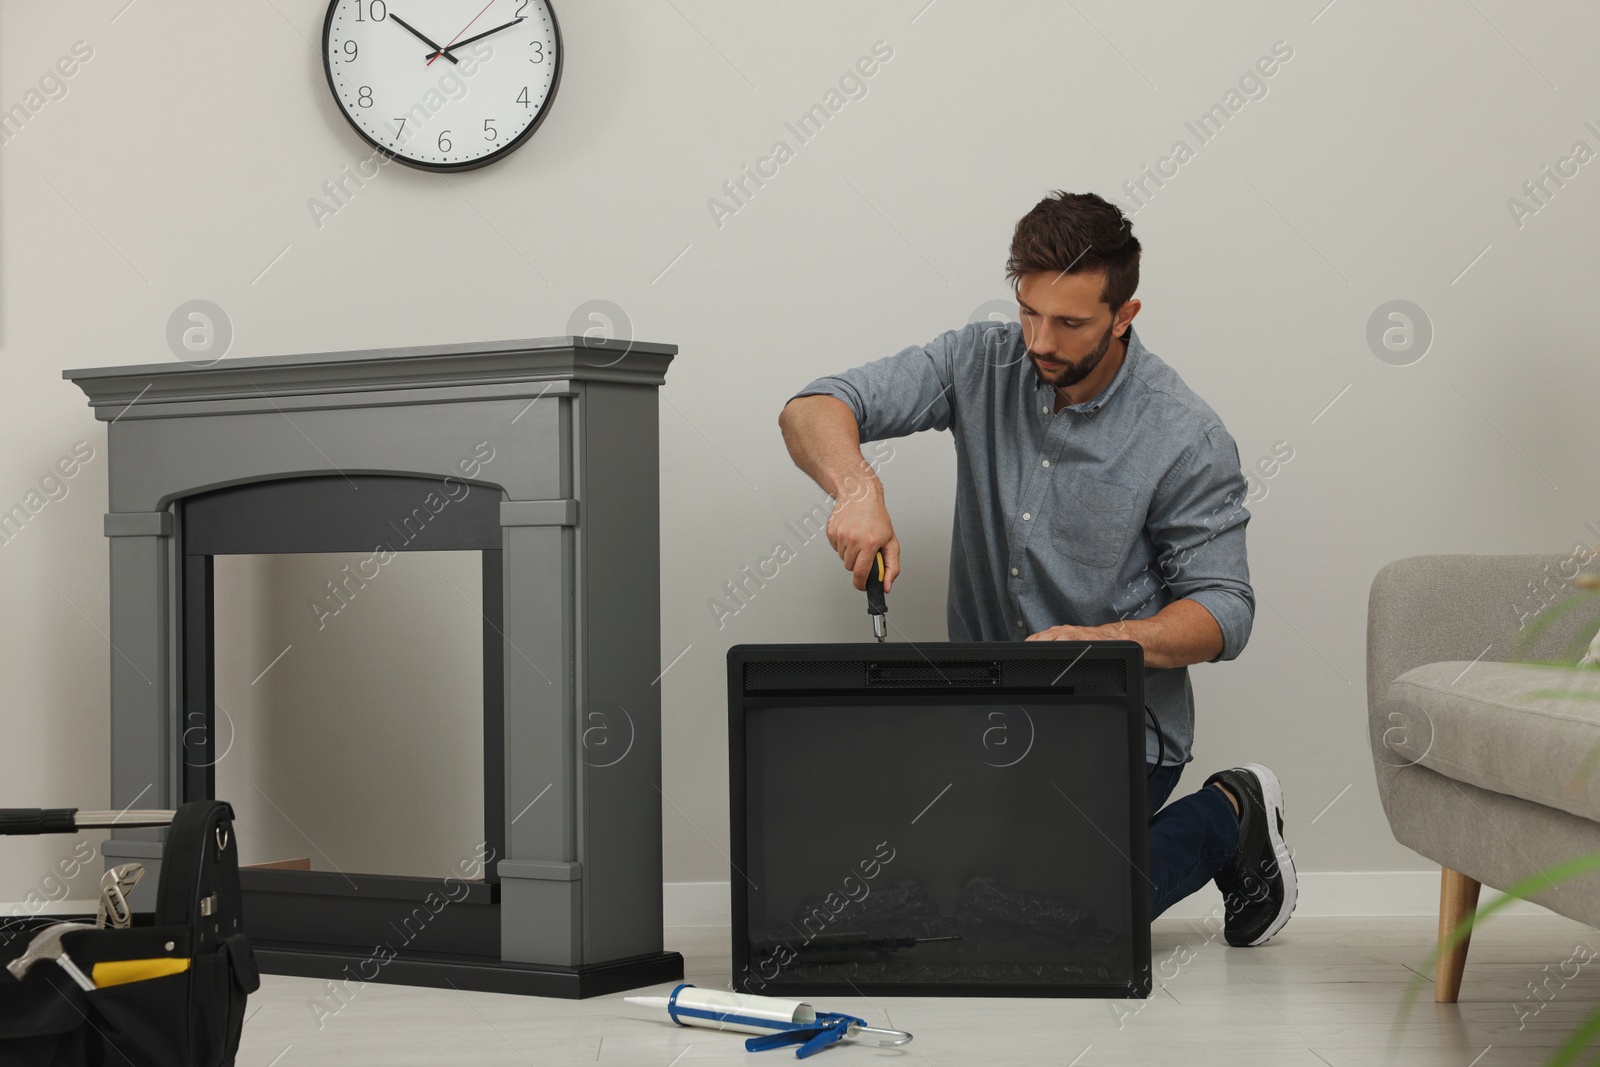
left=322, top=0, right=561, bottom=171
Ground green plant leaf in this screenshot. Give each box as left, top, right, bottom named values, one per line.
left=1543, top=999, right=1600, bottom=1067
left=1524, top=689, right=1600, bottom=703
left=1560, top=613, right=1600, bottom=664
left=1508, top=677, right=1600, bottom=793
left=1514, top=590, right=1600, bottom=660
left=1392, top=851, right=1600, bottom=1059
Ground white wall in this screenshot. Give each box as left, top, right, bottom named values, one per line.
left=3, top=0, right=1598, bottom=908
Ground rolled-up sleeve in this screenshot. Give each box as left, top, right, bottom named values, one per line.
left=1147, top=424, right=1256, bottom=662
left=787, top=327, right=965, bottom=441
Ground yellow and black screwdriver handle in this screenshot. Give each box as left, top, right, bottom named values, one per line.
left=864, top=549, right=888, bottom=642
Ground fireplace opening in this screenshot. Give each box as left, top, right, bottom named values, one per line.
left=210, top=550, right=485, bottom=879
left=179, top=472, right=509, bottom=940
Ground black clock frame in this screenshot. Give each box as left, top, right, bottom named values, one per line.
left=320, top=0, right=564, bottom=173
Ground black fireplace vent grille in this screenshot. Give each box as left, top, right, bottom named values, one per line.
left=866, top=660, right=999, bottom=687
left=742, top=657, right=1125, bottom=694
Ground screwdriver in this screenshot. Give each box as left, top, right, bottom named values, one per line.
left=865, top=549, right=887, bottom=642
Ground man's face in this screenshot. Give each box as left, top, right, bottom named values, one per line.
left=1015, top=271, right=1126, bottom=389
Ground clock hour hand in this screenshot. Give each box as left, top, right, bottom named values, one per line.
left=389, top=13, right=460, bottom=64
left=424, top=17, right=525, bottom=61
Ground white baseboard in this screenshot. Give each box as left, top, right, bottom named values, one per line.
left=663, top=870, right=1559, bottom=927
left=1157, top=868, right=1555, bottom=920
left=0, top=899, right=101, bottom=922
left=3, top=874, right=1560, bottom=934
left=664, top=882, right=732, bottom=927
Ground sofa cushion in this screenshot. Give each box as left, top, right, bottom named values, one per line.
left=1383, top=660, right=1600, bottom=823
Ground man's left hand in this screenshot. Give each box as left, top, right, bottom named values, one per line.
left=1025, top=624, right=1116, bottom=642
left=1022, top=600, right=1224, bottom=669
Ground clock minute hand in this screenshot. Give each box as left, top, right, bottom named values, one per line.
left=389, top=13, right=460, bottom=64
left=425, top=17, right=525, bottom=61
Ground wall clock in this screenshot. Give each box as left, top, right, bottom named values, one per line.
left=322, top=0, right=562, bottom=171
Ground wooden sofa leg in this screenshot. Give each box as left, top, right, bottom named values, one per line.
left=1436, top=867, right=1481, bottom=1003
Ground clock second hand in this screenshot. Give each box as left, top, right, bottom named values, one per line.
left=388, top=13, right=459, bottom=64
left=422, top=17, right=525, bottom=62
left=425, top=0, right=500, bottom=67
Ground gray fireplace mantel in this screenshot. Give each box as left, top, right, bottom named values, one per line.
left=63, top=335, right=682, bottom=997
left=65, top=336, right=673, bottom=418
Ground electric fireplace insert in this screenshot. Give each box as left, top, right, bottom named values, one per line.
left=728, top=642, right=1150, bottom=999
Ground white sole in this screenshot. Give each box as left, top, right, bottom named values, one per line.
left=1240, top=762, right=1297, bottom=946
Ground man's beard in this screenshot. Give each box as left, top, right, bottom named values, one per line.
left=1034, top=320, right=1116, bottom=389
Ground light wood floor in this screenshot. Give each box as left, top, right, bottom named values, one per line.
left=235, top=915, right=1600, bottom=1066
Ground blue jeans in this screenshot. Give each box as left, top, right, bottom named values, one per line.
left=1145, top=763, right=1239, bottom=920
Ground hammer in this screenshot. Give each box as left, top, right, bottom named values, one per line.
left=6, top=922, right=96, bottom=991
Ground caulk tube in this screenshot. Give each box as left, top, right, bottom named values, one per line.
left=629, top=983, right=816, bottom=1036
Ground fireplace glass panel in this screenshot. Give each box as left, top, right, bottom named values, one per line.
left=744, top=700, right=1140, bottom=992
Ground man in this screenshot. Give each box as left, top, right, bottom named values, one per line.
left=777, top=190, right=1294, bottom=945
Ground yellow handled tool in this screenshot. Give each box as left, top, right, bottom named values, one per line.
left=91, top=957, right=190, bottom=988
left=864, top=550, right=887, bottom=642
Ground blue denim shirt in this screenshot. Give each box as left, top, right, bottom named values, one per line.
left=790, top=322, right=1255, bottom=765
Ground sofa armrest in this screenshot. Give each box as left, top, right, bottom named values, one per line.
left=1367, top=552, right=1589, bottom=714
left=1367, top=552, right=1600, bottom=873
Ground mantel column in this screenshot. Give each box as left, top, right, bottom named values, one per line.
left=498, top=498, right=580, bottom=966
left=102, top=509, right=176, bottom=882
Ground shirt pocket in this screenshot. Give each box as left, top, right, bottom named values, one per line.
left=1050, top=476, right=1139, bottom=568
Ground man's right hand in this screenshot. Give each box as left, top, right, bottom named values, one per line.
left=827, top=495, right=900, bottom=593
left=777, top=394, right=902, bottom=594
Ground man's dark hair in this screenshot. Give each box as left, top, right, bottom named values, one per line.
left=1006, top=191, right=1140, bottom=311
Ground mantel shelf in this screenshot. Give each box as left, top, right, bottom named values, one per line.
left=64, top=335, right=675, bottom=417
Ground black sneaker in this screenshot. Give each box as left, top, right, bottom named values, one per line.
left=1205, top=763, right=1297, bottom=947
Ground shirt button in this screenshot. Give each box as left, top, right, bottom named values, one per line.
left=1016, top=620, right=1024, bottom=628
left=1022, top=512, right=1031, bottom=521
left=1042, top=405, right=1049, bottom=414
left=1010, top=567, right=1019, bottom=576
left=1041, top=459, right=1050, bottom=468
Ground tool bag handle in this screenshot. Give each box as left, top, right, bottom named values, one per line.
left=0, top=808, right=79, bottom=835
left=0, top=808, right=176, bottom=835
left=155, top=801, right=245, bottom=946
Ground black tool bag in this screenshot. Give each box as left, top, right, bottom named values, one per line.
left=0, top=800, right=260, bottom=1067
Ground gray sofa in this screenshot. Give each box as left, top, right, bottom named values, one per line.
left=1369, top=553, right=1600, bottom=1002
